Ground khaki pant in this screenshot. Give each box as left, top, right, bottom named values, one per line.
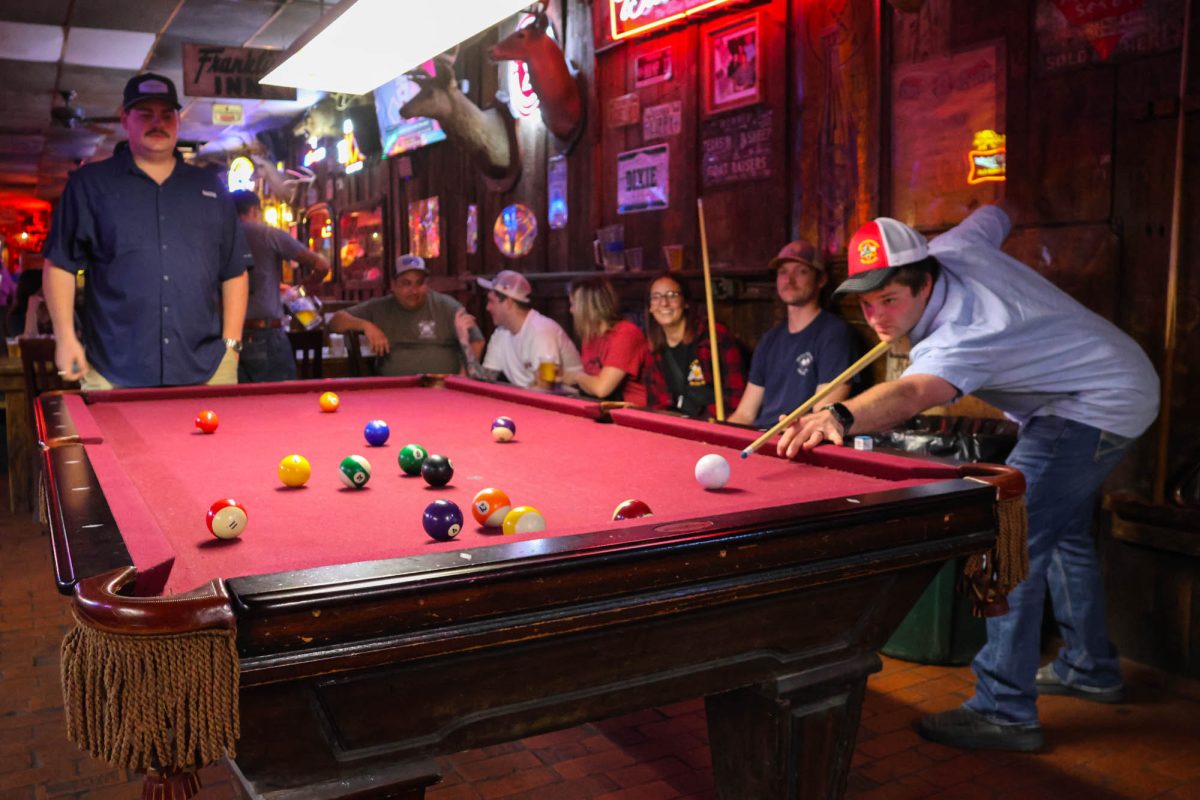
left=80, top=349, right=239, bottom=391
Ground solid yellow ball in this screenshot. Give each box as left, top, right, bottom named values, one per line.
left=278, top=454, right=312, bottom=487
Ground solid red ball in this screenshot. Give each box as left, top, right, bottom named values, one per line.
left=195, top=410, right=219, bottom=434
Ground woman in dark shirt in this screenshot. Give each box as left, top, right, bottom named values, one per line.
left=643, top=273, right=746, bottom=419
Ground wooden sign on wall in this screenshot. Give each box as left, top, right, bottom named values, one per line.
left=1035, top=0, right=1184, bottom=74
left=700, top=107, right=773, bottom=187
left=890, top=43, right=1004, bottom=228
left=183, top=43, right=297, bottom=100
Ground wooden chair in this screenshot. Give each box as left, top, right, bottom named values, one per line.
left=343, top=330, right=377, bottom=378
left=287, top=329, right=324, bottom=380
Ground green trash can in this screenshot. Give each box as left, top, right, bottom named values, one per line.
left=881, top=557, right=985, bottom=665
left=874, top=414, right=1018, bottom=665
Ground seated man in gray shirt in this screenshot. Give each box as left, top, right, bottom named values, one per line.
left=329, top=255, right=483, bottom=376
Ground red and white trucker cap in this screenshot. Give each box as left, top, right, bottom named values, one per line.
left=834, top=218, right=929, bottom=296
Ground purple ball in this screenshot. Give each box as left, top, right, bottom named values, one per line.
left=422, top=499, right=464, bottom=541
left=491, top=416, right=517, bottom=442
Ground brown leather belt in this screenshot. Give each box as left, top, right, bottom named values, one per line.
left=244, top=318, right=285, bottom=329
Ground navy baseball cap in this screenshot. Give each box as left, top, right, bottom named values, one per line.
left=122, top=73, right=182, bottom=111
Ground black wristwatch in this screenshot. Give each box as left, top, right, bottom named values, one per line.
left=820, top=402, right=854, bottom=435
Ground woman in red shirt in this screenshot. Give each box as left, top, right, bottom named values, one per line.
left=562, top=276, right=648, bottom=405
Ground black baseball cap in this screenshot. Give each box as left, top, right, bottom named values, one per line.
left=122, top=73, right=182, bottom=111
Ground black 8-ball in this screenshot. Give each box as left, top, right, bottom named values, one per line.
left=421, top=454, right=454, bottom=487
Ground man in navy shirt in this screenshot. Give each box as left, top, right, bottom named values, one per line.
left=726, top=238, right=860, bottom=428
left=42, top=73, right=250, bottom=389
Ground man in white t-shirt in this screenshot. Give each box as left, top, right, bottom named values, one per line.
left=457, top=270, right=581, bottom=387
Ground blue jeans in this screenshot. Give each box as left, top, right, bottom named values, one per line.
left=237, top=328, right=297, bottom=383
left=965, top=416, right=1132, bottom=725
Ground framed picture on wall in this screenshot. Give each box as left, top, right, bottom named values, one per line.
left=634, top=45, right=673, bottom=88
left=704, top=13, right=762, bottom=116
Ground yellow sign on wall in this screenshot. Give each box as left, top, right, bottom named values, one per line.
left=212, top=103, right=244, bottom=126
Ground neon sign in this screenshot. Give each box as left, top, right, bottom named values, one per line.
left=505, top=14, right=546, bottom=119
left=337, top=118, right=364, bottom=173
left=227, top=156, right=255, bottom=192
left=608, top=0, right=741, bottom=42
left=303, top=146, right=327, bottom=168
left=967, top=129, right=1006, bottom=185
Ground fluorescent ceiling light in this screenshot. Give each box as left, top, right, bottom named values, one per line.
left=65, top=28, right=156, bottom=70
left=261, top=0, right=529, bottom=96
left=0, top=21, right=64, bottom=62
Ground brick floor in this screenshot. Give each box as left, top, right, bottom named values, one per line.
left=3, top=492, right=1199, bottom=800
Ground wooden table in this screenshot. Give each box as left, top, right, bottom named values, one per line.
left=0, top=355, right=32, bottom=513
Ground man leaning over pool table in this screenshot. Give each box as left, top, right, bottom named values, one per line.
left=777, top=205, right=1158, bottom=753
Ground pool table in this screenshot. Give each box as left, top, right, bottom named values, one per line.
left=38, top=376, right=1018, bottom=800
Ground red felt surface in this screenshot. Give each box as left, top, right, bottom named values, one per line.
left=74, top=382, right=958, bottom=595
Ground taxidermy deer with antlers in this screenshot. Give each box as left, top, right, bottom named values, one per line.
left=400, top=53, right=515, bottom=182
left=488, top=4, right=583, bottom=143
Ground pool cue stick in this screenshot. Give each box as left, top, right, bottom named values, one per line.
left=1153, top=0, right=1191, bottom=504
left=696, top=198, right=725, bottom=421
left=740, top=339, right=892, bottom=458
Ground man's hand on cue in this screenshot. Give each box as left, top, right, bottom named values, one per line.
left=776, top=408, right=844, bottom=458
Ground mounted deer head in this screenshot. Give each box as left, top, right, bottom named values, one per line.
left=488, top=5, right=583, bottom=143
left=400, top=54, right=519, bottom=190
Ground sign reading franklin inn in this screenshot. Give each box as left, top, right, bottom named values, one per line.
left=183, top=43, right=297, bottom=101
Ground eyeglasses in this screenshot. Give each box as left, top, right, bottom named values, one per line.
left=648, top=291, right=682, bottom=304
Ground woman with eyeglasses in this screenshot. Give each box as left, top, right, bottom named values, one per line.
left=561, top=275, right=648, bottom=404
left=642, top=273, right=746, bottom=419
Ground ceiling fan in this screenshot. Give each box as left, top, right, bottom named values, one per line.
left=51, top=90, right=120, bottom=131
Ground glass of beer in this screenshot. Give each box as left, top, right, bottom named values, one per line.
left=537, top=358, right=559, bottom=388
left=283, top=285, right=324, bottom=330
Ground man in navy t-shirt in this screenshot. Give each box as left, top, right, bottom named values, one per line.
left=727, top=239, right=860, bottom=429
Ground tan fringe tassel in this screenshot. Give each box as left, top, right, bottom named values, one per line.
left=61, top=613, right=239, bottom=773
left=964, top=494, right=1030, bottom=614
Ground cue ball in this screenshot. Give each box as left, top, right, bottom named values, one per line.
left=491, top=416, right=517, bottom=442
left=694, top=453, right=730, bottom=490
left=398, top=444, right=428, bottom=476
left=421, top=454, right=454, bottom=487
left=612, top=499, right=653, bottom=521
left=338, top=454, right=372, bottom=489
left=423, top=499, right=464, bottom=541
left=194, top=410, right=219, bottom=434
left=278, top=454, right=311, bottom=487
left=207, top=498, right=247, bottom=539
left=319, top=391, right=340, bottom=412
left=502, top=506, right=546, bottom=535
left=472, top=487, right=512, bottom=527
left=363, top=419, right=390, bottom=447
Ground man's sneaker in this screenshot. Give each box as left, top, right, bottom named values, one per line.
left=917, top=707, right=1045, bottom=752
left=1035, top=663, right=1125, bottom=704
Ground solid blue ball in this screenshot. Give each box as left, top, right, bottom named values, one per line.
left=363, top=419, right=390, bottom=446
left=423, top=499, right=464, bottom=541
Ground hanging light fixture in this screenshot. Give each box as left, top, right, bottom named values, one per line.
left=262, top=0, right=530, bottom=96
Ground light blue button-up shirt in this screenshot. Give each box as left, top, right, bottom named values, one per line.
left=904, top=206, right=1159, bottom=438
